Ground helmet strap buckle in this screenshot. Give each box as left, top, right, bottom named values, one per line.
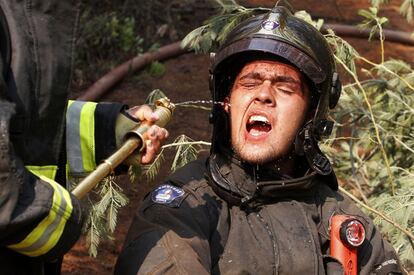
left=315, top=119, right=334, bottom=139
left=296, top=123, right=333, bottom=175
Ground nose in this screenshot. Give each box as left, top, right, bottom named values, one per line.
left=255, top=80, right=275, bottom=106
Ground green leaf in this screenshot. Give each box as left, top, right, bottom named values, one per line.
left=170, top=135, right=201, bottom=171
left=370, top=0, right=389, bottom=8
left=147, top=61, right=166, bottom=77
left=142, top=149, right=165, bottom=181
left=400, top=0, right=414, bottom=22
left=181, top=5, right=269, bottom=53
left=325, top=29, right=360, bottom=74
left=144, top=89, right=167, bottom=105
left=294, top=10, right=324, bottom=30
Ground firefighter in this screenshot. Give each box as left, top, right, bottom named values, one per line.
left=115, top=5, right=402, bottom=275
left=0, top=0, right=167, bottom=274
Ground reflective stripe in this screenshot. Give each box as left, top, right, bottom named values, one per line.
left=80, top=102, right=97, bottom=172
left=25, top=165, right=57, bottom=180
left=67, top=100, right=74, bottom=109
left=67, top=101, right=85, bottom=173
left=7, top=175, right=73, bottom=257
left=67, top=101, right=97, bottom=175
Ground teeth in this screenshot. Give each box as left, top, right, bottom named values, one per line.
left=249, top=115, right=269, bottom=124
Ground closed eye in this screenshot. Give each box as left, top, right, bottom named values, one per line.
left=239, top=79, right=262, bottom=88
left=276, top=83, right=300, bottom=94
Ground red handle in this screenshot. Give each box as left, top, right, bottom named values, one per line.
left=330, top=215, right=365, bottom=275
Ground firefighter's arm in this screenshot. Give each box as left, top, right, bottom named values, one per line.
left=0, top=160, right=83, bottom=260
left=66, top=101, right=168, bottom=178
left=0, top=100, right=82, bottom=260
left=114, top=184, right=212, bottom=275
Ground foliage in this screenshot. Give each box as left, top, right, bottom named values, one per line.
left=370, top=188, right=414, bottom=263
left=294, top=10, right=324, bottom=30
left=358, top=7, right=388, bottom=41
left=369, top=0, right=414, bottom=22
left=129, top=134, right=209, bottom=183
left=181, top=1, right=268, bottom=53
left=83, top=176, right=128, bottom=257
left=323, top=15, right=414, bottom=269
left=76, top=9, right=144, bottom=79
left=170, top=135, right=202, bottom=171
left=400, top=0, right=414, bottom=22
left=74, top=0, right=218, bottom=85
left=140, top=149, right=165, bottom=182
left=325, top=50, right=414, bottom=264
left=147, top=61, right=167, bottom=77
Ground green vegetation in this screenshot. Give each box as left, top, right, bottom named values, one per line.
left=76, top=9, right=144, bottom=81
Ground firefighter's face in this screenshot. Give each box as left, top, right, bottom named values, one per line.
left=224, top=60, right=310, bottom=164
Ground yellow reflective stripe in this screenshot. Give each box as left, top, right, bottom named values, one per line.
left=67, top=100, right=75, bottom=109
left=7, top=175, right=73, bottom=257
left=80, top=102, right=97, bottom=172
left=25, top=165, right=57, bottom=180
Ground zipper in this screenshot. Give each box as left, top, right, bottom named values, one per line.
left=256, top=210, right=278, bottom=275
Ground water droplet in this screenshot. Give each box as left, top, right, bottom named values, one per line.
left=174, top=100, right=227, bottom=107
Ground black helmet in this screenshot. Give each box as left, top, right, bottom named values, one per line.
left=209, top=5, right=341, bottom=175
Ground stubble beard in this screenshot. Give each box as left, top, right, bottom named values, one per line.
left=232, top=141, right=281, bottom=165
left=232, top=133, right=298, bottom=166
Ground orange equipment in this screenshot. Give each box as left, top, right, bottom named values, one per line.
left=330, top=215, right=366, bottom=275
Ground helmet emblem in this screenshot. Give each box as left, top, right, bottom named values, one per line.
left=261, top=20, right=279, bottom=30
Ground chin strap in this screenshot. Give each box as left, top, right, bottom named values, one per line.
left=296, top=122, right=332, bottom=176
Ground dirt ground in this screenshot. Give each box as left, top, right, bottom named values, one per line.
left=62, top=1, right=414, bottom=274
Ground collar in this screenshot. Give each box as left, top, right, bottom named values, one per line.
left=207, top=152, right=337, bottom=207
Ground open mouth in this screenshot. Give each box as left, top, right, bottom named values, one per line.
left=246, top=115, right=272, bottom=136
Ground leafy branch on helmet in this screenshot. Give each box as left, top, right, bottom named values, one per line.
left=181, top=1, right=269, bottom=53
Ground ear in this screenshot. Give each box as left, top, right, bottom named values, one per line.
left=223, top=97, right=230, bottom=113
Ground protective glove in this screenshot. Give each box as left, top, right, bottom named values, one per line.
left=115, top=105, right=168, bottom=166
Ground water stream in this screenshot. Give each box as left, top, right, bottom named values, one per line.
left=174, top=100, right=229, bottom=107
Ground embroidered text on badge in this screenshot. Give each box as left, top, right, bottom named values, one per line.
left=151, top=184, right=185, bottom=207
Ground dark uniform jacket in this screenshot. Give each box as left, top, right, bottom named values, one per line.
left=115, top=154, right=402, bottom=275
left=0, top=1, right=124, bottom=274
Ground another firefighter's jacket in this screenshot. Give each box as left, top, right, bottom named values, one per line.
left=115, top=154, right=402, bottom=275
left=0, top=1, right=124, bottom=274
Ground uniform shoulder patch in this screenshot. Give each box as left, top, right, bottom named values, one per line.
left=151, top=184, right=186, bottom=207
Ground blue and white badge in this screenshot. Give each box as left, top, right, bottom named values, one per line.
left=261, top=20, right=279, bottom=30
left=151, top=184, right=185, bottom=207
